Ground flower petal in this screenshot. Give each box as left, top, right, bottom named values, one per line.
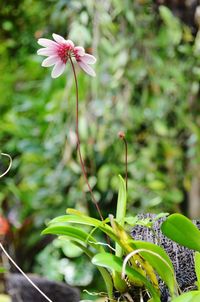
left=37, top=48, right=57, bottom=56
left=41, top=55, right=60, bottom=67
left=38, top=38, right=58, bottom=48
left=81, top=54, right=96, bottom=64
left=64, top=39, right=74, bottom=48
left=52, top=33, right=65, bottom=44
left=77, top=61, right=96, bottom=77
left=74, top=46, right=85, bottom=56
left=51, top=61, right=66, bottom=78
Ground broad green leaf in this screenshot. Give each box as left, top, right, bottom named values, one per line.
left=92, top=253, right=160, bottom=302
left=171, top=291, right=200, bottom=302
left=50, top=211, right=109, bottom=226
left=195, top=252, right=200, bottom=290
left=129, top=240, right=177, bottom=296
left=42, top=225, right=104, bottom=252
left=161, top=214, right=200, bottom=252
left=48, top=212, right=121, bottom=247
left=45, top=212, right=158, bottom=290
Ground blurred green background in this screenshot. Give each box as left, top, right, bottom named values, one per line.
left=0, top=0, right=200, bottom=299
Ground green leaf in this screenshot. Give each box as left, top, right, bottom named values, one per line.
left=92, top=253, right=160, bottom=302
left=116, top=175, right=127, bottom=227
left=171, top=291, right=200, bottom=302
left=0, top=295, right=11, bottom=302
left=115, top=175, right=127, bottom=258
left=195, top=252, right=200, bottom=290
left=161, top=214, right=200, bottom=252
left=129, top=240, right=177, bottom=296
left=42, top=225, right=104, bottom=252
left=48, top=211, right=120, bottom=246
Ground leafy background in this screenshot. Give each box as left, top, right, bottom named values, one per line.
left=0, top=0, right=200, bottom=299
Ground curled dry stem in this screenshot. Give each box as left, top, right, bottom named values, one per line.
left=0, top=153, right=12, bottom=178
left=0, top=243, right=53, bottom=302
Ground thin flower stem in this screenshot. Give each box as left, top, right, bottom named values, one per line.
left=0, top=243, right=53, bottom=302
left=69, top=57, right=104, bottom=221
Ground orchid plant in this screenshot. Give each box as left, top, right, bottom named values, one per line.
left=37, top=34, right=200, bottom=302
left=1, top=32, right=200, bottom=302
left=37, top=33, right=177, bottom=302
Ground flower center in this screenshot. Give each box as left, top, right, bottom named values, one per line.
left=57, top=44, right=74, bottom=63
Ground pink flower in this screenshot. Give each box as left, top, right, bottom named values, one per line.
left=37, top=33, right=96, bottom=78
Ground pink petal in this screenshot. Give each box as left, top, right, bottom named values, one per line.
left=52, top=33, right=65, bottom=44
left=63, top=39, right=74, bottom=48
left=51, top=61, right=66, bottom=78
left=74, top=46, right=85, bottom=56
left=78, top=61, right=96, bottom=77
left=42, top=55, right=60, bottom=67
left=38, top=38, right=58, bottom=48
left=81, top=54, right=96, bottom=64
left=37, top=48, right=57, bottom=56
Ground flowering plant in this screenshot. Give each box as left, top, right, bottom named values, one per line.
left=37, top=34, right=200, bottom=302
left=1, top=31, right=200, bottom=302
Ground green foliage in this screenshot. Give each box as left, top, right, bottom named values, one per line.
left=161, top=213, right=200, bottom=252
left=160, top=214, right=200, bottom=300
left=171, top=291, right=200, bottom=302
left=129, top=240, right=177, bottom=297
left=43, top=195, right=180, bottom=301
left=194, top=252, right=200, bottom=290
left=1, top=0, right=200, bottom=300
left=91, top=252, right=160, bottom=301
left=115, top=175, right=127, bottom=258
left=1, top=1, right=200, bottom=241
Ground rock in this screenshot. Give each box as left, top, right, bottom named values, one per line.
left=131, top=214, right=200, bottom=302
left=6, top=273, right=80, bottom=302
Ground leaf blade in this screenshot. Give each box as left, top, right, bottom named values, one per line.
left=92, top=252, right=160, bottom=302
left=161, top=214, right=200, bottom=252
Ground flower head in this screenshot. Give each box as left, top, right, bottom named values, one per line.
left=37, top=33, right=96, bottom=78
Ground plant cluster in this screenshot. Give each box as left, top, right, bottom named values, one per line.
left=36, top=26, right=200, bottom=301
left=1, top=2, right=200, bottom=302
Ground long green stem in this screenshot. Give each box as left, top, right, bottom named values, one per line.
left=69, top=57, right=104, bottom=221
left=118, top=132, right=128, bottom=191
left=123, top=137, right=128, bottom=191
